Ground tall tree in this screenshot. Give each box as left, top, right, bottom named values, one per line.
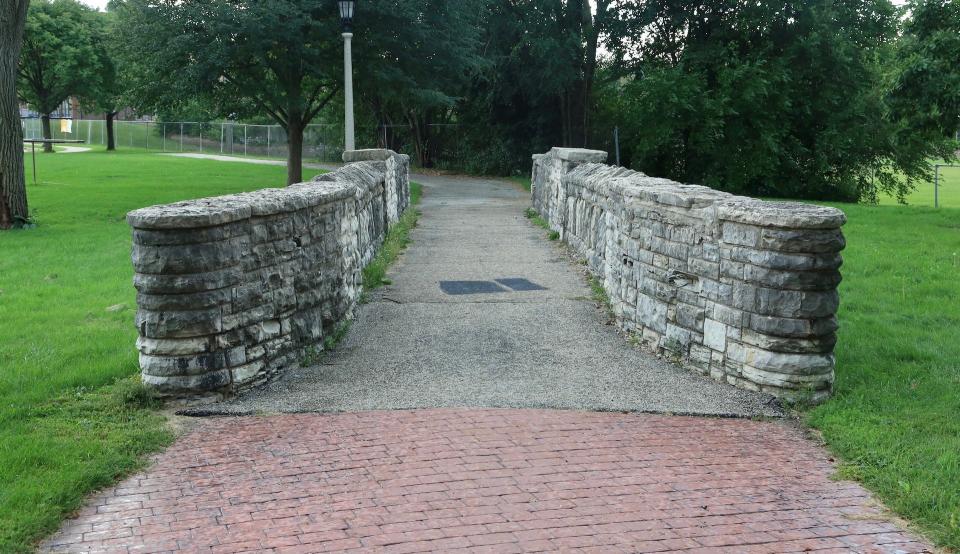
left=608, top=0, right=905, bottom=201
left=354, top=0, right=486, bottom=168
left=1, top=0, right=30, bottom=229
left=18, top=0, right=106, bottom=152
left=887, top=0, right=960, bottom=187
left=116, top=0, right=341, bottom=185
left=451, top=0, right=622, bottom=174
left=83, top=8, right=121, bottom=151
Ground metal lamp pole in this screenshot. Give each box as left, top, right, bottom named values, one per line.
left=339, top=1, right=356, bottom=152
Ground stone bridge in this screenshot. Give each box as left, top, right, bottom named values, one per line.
left=39, top=148, right=937, bottom=554
left=127, top=147, right=844, bottom=406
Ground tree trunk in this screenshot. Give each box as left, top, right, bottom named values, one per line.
left=286, top=116, right=303, bottom=185
left=41, top=114, right=53, bottom=153
left=0, top=0, right=30, bottom=229
left=106, top=111, right=116, bottom=151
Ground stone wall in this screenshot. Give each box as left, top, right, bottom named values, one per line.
left=128, top=150, right=410, bottom=397
left=531, top=147, right=846, bottom=402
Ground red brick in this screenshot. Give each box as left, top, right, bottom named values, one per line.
left=38, top=410, right=933, bottom=553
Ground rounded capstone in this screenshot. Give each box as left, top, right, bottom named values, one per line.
left=718, top=201, right=847, bottom=229
left=127, top=196, right=253, bottom=229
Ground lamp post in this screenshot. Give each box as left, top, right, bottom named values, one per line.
left=338, top=0, right=356, bottom=152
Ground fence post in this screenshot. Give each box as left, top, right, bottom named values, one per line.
left=935, top=164, right=940, bottom=208
left=220, top=123, right=224, bottom=154
left=162, top=123, right=166, bottom=152
left=180, top=123, right=184, bottom=152
left=614, top=126, right=621, bottom=166
left=267, top=126, right=271, bottom=158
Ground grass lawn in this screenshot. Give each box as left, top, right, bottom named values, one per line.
left=0, top=148, right=324, bottom=552
left=879, top=163, right=960, bottom=208
left=809, top=201, right=960, bottom=549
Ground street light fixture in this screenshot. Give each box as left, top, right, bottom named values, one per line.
left=338, top=0, right=355, bottom=31
left=339, top=0, right=356, bottom=152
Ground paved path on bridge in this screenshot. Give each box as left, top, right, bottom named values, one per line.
left=41, top=163, right=933, bottom=552
left=210, top=172, right=780, bottom=416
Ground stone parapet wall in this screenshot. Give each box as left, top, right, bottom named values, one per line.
left=532, top=147, right=846, bottom=402
left=127, top=150, right=410, bottom=397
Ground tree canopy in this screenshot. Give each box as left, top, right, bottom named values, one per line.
left=18, top=0, right=109, bottom=151
left=116, top=0, right=344, bottom=184
left=8, top=0, right=960, bottom=202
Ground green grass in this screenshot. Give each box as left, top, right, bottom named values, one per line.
left=524, top=207, right=553, bottom=236
left=512, top=176, right=532, bottom=192
left=361, top=183, right=423, bottom=291
left=0, top=148, right=323, bottom=552
left=879, top=164, right=960, bottom=208
left=808, top=201, right=960, bottom=549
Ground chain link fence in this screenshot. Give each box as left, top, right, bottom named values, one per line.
left=20, top=119, right=349, bottom=162
left=19, top=119, right=481, bottom=168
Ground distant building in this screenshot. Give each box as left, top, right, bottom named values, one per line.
left=19, top=97, right=148, bottom=121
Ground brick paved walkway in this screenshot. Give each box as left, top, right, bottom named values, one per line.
left=42, top=409, right=931, bottom=553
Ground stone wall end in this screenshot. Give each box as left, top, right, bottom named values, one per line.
left=130, top=154, right=411, bottom=398
left=531, top=147, right=845, bottom=404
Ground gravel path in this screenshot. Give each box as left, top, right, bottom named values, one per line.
left=201, top=173, right=781, bottom=417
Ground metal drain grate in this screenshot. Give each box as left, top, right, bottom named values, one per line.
left=439, top=278, right=548, bottom=295
left=439, top=280, right=508, bottom=295
left=495, top=278, right=547, bottom=292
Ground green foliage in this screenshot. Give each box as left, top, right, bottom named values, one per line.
left=115, top=377, right=163, bottom=409
left=587, top=274, right=611, bottom=310
left=454, top=0, right=614, bottom=173
left=0, top=149, right=322, bottom=552
left=300, top=346, right=321, bottom=367
left=18, top=0, right=108, bottom=116
left=524, top=207, right=550, bottom=231
left=513, top=177, right=532, bottom=192
left=323, top=321, right=352, bottom=351
left=116, top=0, right=340, bottom=125
left=0, top=376, right=173, bottom=553
left=79, top=8, right=122, bottom=116
left=886, top=0, right=960, bottom=189
left=360, top=182, right=423, bottom=291
left=356, top=0, right=487, bottom=168
left=115, top=0, right=342, bottom=182
left=608, top=0, right=912, bottom=201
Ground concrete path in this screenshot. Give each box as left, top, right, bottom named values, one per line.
left=42, top=409, right=932, bottom=553
left=208, top=173, right=780, bottom=417
left=162, top=153, right=337, bottom=171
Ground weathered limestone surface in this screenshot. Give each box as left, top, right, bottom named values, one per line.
left=128, top=150, right=410, bottom=397
left=532, top=147, right=846, bottom=402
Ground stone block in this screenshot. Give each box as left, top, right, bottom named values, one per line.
left=703, top=318, right=727, bottom=352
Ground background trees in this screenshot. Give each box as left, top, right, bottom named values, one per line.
left=354, top=0, right=486, bottom=168
left=18, top=0, right=109, bottom=152
left=82, top=7, right=122, bottom=151
left=886, top=0, right=960, bottom=199
left=116, top=0, right=343, bottom=185
left=7, top=0, right=960, bottom=201
left=600, top=0, right=907, bottom=201
left=1, top=0, right=30, bottom=229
